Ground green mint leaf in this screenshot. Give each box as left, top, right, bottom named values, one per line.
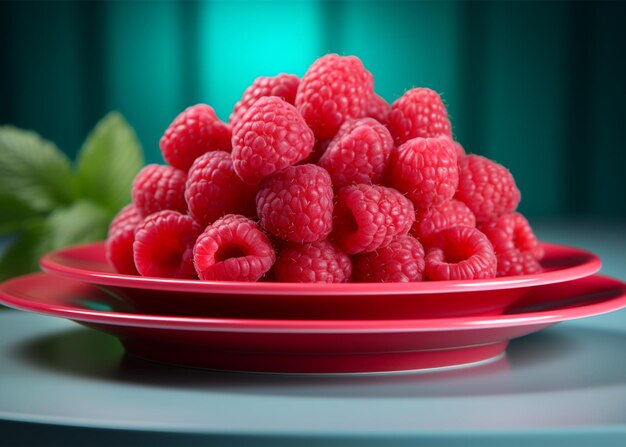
left=46, top=200, right=110, bottom=249
left=76, top=112, right=144, bottom=214
left=0, top=126, right=75, bottom=211
left=0, top=193, right=39, bottom=235
left=0, top=220, right=48, bottom=282
left=0, top=201, right=110, bottom=281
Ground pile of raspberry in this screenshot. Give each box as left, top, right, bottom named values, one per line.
left=106, top=54, right=544, bottom=283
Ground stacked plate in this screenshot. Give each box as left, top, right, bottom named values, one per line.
left=1, top=241, right=625, bottom=374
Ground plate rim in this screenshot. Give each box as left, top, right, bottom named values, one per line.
left=39, top=241, right=602, bottom=296
left=1, top=272, right=625, bottom=334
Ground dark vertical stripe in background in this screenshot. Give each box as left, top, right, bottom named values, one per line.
left=457, top=0, right=488, bottom=157
left=564, top=1, right=595, bottom=217
left=0, top=1, right=13, bottom=125
left=178, top=0, right=201, bottom=108
left=77, top=0, right=106, bottom=147
left=4, top=1, right=86, bottom=157
left=590, top=1, right=626, bottom=218
left=321, top=0, right=344, bottom=55
left=1, top=0, right=625, bottom=219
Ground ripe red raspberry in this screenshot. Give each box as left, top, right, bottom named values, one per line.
left=105, top=204, right=141, bottom=275
left=160, top=104, right=231, bottom=171
left=412, top=199, right=476, bottom=247
left=133, top=210, right=202, bottom=279
left=388, top=136, right=459, bottom=210
left=367, top=93, right=391, bottom=124
left=353, top=235, right=425, bottom=283
left=232, top=96, right=315, bottom=184
left=495, top=249, right=542, bottom=277
left=296, top=54, right=374, bottom=139
left=453, top=141, right=467, bottom=158
left=425, top=226, right=497, bottom=281
left=193, top=214, right=275, bottom=281
left=478, top=213, right=544, bottom=260
left=455, top=154, right=521, bottom=224
left=132, top=164, right=188, bottom=217
left=256, top=164, right=333, bottom=243
left=229, top=74, right=299, bottom=126
left=319, top=118, right=394, bottom=187
left=333, top=184, right=415, bottom=254
left=185, top=151, right=256, bottom=227
left=274, top=240, right=352, bottom=283
left=387, top=88, right=452, bottom=145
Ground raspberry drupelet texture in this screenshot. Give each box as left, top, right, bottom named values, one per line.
left=332, top=117, right=388, bottom=143
left=131, top=164, right=188, bottom=217
left=160, top=104, right=232, bottom=171
left=275, top=240, right=352, bottom=283
left=495, top=250, right=542, bottom=277
left=453, top=141, right=467, bottom=158
left=387, top=88, right=452, bottom=145
left=319, top=117, right=394, bottom=187
left=133, top=210, right=203, bottom=279
left=412, top=199, right=476, bottom=248
left=193, top=214, right=275, bottom=281
left=455, top=154, right=521, bottom=224
left=185, top=151, right=257, bottom=227
left=105, top=204, right=141, bottom=275
left=229, top=74, right=300, bottom=126
left=478, top=213, right=544, bottom=260
left=332, top=184, right=415, bottom=254
left=366, top=93, right=391, bottom=124
left=425, top=226, right=497, bottom=281
left=388, top=136, right=459, bottom=210
left=296, top=54, right=375, bottom=139
left=479, top=212, right=543, bottom=277
left=256, top=164, right=334, bottom=243
left=352, top=235, right=425, bottom=283
left=232, top=96, right=315, bottom=184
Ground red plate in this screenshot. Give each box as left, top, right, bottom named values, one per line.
left=39, top=242, right=601, bottom=319
left=1, top=273, right=625, bottom=374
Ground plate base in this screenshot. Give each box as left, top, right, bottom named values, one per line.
left=122, top=340, right=509, bottom=374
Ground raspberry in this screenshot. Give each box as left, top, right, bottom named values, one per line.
left=455, top=154, right=521, bottom=224
left=274, top=240, right=351, bottom=283
left=232, top=96, right=315, bottom=184
left=105, top=204, right=141, bottom=275
left=388, top=136, right=459, bottom=210
left=412, top=199, right=476, bottom=247
left=193, top=214, right=275, bottom=281
left=367, top=93, right=391, bottom=124
left=330, top=117, right=387, bottom=146
left=479, top=212, right=544, bottom=277
left=133, top=210, right=202, bottom=279
left=425, top=226, right=497, bottom=281
left=185, top=151, right=256, bottom=226
left=296, top=54, right=374, bottom=139
left=353, top=235, right=425, bottom=283
left=332, top=184, right=415, bottom=254
left=387, top=88, right=452, bottom=145
left=256, top=164, right=333, bottom=243
left=160, top=104, right=231, bottom=171
left=132, top=164, right=188, bottom=217
left=453, top=141, right=467, bottom=158
left=495, top=249, right=542, bottom=277
left=478, top=213, right=544, bottom=260
left=229, top=74, right=299, bottom=126
left=319, top=118, right=394, bottom=187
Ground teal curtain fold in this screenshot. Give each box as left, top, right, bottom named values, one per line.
left=1, top=0, right=625, bottom=218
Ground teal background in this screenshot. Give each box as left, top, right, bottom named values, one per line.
left=1, top=0, right=625, bottom=219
